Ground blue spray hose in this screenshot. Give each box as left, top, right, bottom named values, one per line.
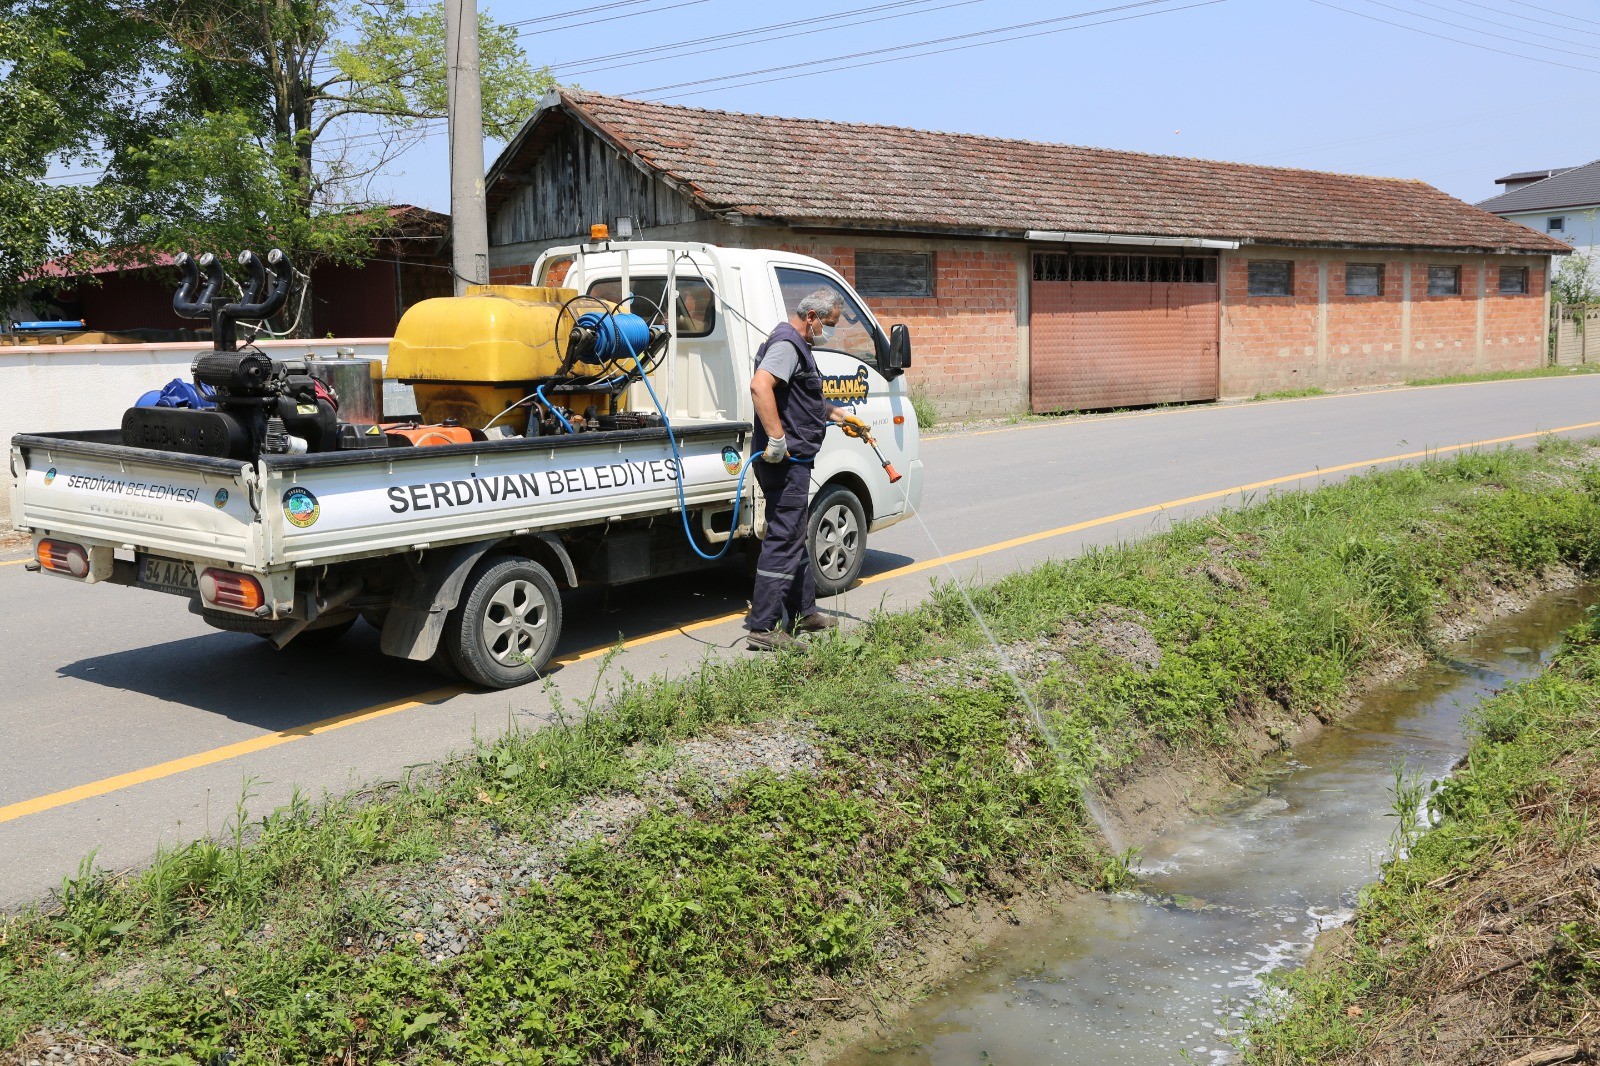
left=590, top=310, right=756, bottom=562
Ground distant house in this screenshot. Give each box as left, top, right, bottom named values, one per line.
left=1477, top=162, right=1600, bottom=258
left=484, top=90, right=1567, bottom=418
left=15, top=206, right=454, bottom=341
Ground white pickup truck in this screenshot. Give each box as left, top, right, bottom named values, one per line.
left=7, top=240, right=924, bottom=688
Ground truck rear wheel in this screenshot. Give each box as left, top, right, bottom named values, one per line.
left=808, top=483, right=867, bottom=596
left=444, top=555, right=563, bottom=688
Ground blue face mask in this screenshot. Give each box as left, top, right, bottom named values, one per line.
left=812, top=323, right=835, bottom=345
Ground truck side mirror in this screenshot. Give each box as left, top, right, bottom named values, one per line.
left=885, top=324, right=912, bottom=377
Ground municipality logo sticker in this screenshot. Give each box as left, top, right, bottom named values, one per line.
left=214, top=488, right=230, bottom=509
left=43, top=468, right=56, bottom=485
left=721, top=446, right=741, bottom=475
left=282, top=487, right=320, bottom=528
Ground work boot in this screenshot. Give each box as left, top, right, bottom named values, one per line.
left=747, top=628, right=798, bottom=652
left=793, top=611, right=838, bottom=633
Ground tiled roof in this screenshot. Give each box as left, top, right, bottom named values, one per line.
left=1494, top=167, right=1574, bottom=185
left=491, top=90, right=1568, bottom=255
left=1477, top=159, right=1600, bottom=214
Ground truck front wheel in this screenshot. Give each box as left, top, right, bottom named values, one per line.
left=444, top=556, right=563, bottom=688
left=808, top=483, right=867, bottom=596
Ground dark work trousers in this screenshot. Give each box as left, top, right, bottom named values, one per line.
left=749, top=460, right=815, bottom=631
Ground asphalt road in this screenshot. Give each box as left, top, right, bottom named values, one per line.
left=4, top=375, right=1599, bottom=908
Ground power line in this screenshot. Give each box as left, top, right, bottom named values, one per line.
left=1304, top=0, right=1600, bottom=73
left=516, top=0, right=708, bottom=39
left=1403, top=0, right=1600, bottom=47
left=503, top=0, right=662, bottom=28
left=1348, top=0, right=1600, bottom=59
left=1448, top=0, right=1600, bottom=38
left=625, top=0, right=1211, bottom=98
left=1504, top=0, right=1600, bottom=28
left=551, top=0, right=981, bottom=75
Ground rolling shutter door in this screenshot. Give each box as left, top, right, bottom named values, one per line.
left=1030, top=252, right=1220, bottom=413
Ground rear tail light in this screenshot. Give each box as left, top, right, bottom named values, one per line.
left=37, top=539, right=89, bottom=577
left=199, top=568, right=265, bottom=611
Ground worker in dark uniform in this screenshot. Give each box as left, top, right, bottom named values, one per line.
left=747, top=289, right=868, bottom=651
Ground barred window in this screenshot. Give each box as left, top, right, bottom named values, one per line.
left=1428, top=265, right=1461, bottom=296
left=1032, top=253, right=1217, bottom=284
left=855, top=251, right=933, bottom=298
left=1345, top=263, right=1383, bottom=297
left=1248, top=260, right=1293, bottom=297
left=1499, top=266, right=1528, bottom=295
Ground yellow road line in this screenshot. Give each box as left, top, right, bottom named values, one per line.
left=6, top=418, right=1600, bottom=823
left=0, top=687, right=460, bottom=824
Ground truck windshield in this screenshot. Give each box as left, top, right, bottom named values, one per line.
left=587, top=276, right=716, bottom=338
left=774, top=267, right=878, bottom=366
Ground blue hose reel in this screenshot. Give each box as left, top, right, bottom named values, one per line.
left=574, top=310, right=654, bottom=361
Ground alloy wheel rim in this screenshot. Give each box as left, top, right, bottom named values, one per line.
left=482, top=578, right=547, bottom=667
left=816, top=503, right=860, bottom=579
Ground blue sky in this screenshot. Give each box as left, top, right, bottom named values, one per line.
left=381, top=0, right=1600, bottom=212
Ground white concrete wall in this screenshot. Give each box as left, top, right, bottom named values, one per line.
left=1499, top=208, right=1599, bottom=258
left=2, top=337, right=404, bottom=526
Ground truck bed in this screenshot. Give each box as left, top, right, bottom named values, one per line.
left=11, top=422, right=752, bottom=572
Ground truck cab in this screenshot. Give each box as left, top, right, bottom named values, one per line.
left=535, top=240, right=924, bottom=592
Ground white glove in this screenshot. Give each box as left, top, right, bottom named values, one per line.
left=762, top=435, right=788, bottom=463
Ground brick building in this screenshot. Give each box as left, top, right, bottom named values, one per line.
left=485, top=91, right=1567, bottom=419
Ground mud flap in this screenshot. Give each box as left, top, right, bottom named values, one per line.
left=378, top=535, right=577, bottom=661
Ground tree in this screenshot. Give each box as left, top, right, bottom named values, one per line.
left=0, top=2, right=141, bottom=312
left=4, top=0, right=552, bottom=321
left=1552, top=248, right=1599, bottom=307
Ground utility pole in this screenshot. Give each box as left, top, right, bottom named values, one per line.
left=444, top=0, right=489, bottom=296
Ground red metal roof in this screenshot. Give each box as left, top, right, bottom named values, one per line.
left=499, top=90, right=1567, bottom=255
left=29, top=205, right=449, bottom=281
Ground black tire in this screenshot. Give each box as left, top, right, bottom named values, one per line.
left=443, top=556, right=563, bottom=689
left=427, top=642, right=462, bottom=681
left=808, top=483, right=867, bottom=596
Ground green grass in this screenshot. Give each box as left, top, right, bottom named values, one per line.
left=1406, top=364, right=1600, bottom=387
left=1251, top=386, right=1327, bottom=401
left=4, top=438, right=1600, bottom=1065
left=1241, top=616, right=1600, bottom=1064
left=909, top=390, right=938, bottom=431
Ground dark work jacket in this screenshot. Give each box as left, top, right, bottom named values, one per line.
left=752, top=322, right=828, bottom=460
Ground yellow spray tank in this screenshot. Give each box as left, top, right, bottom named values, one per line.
left=385, top=285, right=612, bottom=434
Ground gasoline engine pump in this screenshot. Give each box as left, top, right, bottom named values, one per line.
left=119, top=248, right=340, bottom=459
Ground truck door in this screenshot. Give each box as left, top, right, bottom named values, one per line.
left=772, top=266, right=912, bottom=518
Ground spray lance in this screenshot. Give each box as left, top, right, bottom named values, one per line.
left=837, top=416, right=902, bottom=483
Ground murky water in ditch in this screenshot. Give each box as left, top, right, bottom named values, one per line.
left=829, top=588, right=1596, bottom=1066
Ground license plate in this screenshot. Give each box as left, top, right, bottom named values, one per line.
left=137, top=555, right=198, bottom=596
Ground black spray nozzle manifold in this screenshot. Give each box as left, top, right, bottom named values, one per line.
left=170, top=247, right=296, bottom=352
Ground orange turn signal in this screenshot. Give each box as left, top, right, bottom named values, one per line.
left=589, top=223, right=610, bottom=241
left=893, top=415, right=905, bottom=425
left=37, top=539, right=88, bottom=577
left=200, top=568, right=264, bottom=612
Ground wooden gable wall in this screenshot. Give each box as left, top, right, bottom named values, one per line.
left=490, top=118, right=708, bottom=247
